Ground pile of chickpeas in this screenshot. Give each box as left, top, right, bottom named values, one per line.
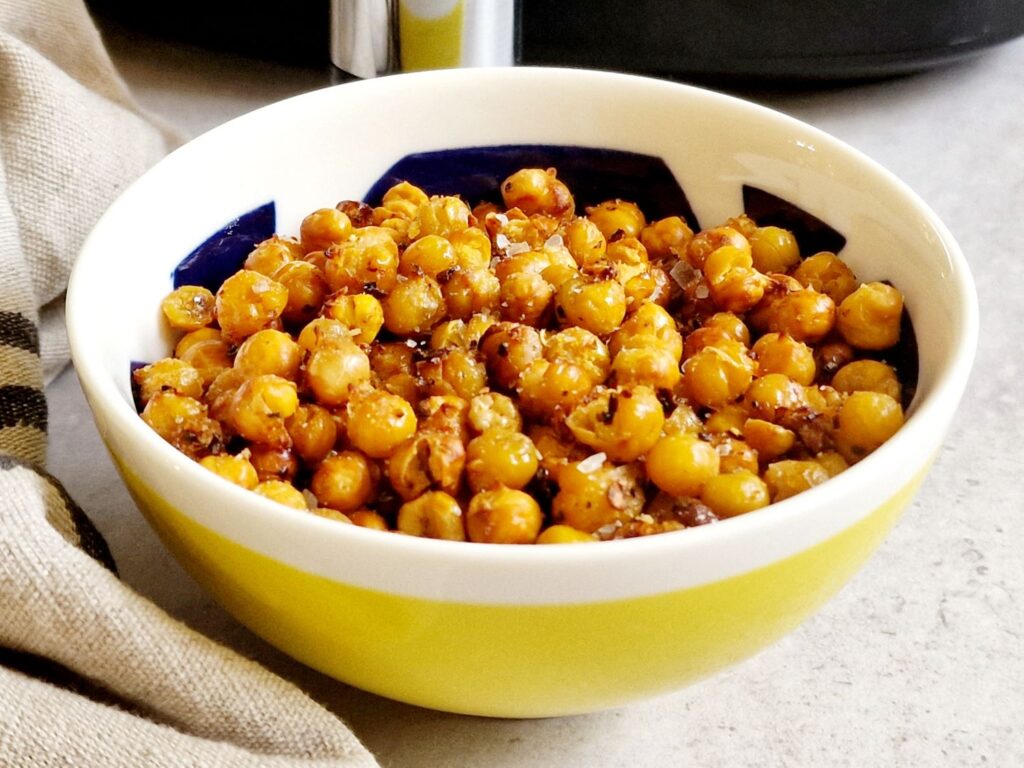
left=136, top=167, right=909, bottom=544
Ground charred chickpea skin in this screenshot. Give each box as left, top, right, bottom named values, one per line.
left=143, top=169, right=915, bottom=543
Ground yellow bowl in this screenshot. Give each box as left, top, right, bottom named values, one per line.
left=68, top=68, right=977, bottom=717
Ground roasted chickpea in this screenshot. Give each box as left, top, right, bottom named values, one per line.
left=500, top=168, right=575, bottom=220
left=387, top=430, right=465, bottom=499
left=565, top=385, right=664, bottom=462
left=478, top=322, right=544, bottom=390
left=142, top=392, right=222, bottom=459
left=836, top=282, right=903, bottom=350
left=133, top=358, right=204, bottom=405
left=324, top=227, right=399, bottom=293
left=215, top=270, right=288, bottom=343
left=161, top=285, right=215, bottom=331
left=814, top=341, right=856, bottom=381
left=396, top=491, right=466, bottom=541
left=300, top=207, right=352, bottom=252
left=564, top=216, right=607, bottom=268
left=418, top=395, right=470, bottom=439
left=401, top=234, right=458, bottom=278
left=272, top=260, right=330, bottom=326
left=414, top=195, right=471, bottom=238
left=831, top=359, right=902, bottom=401
left=382, top=180, right=429, bottom=208
left=517, top=359, right=593, bottom=419
left=467, top=392, right=522, bottom=434
left=750, top=332, right=816, bottom=385
left=792, top=251, right=858, bottom=304
left=350, top=509, right=390, bottom=530
left=449, top=227, right=492, bottom=270
left=586, top=199, right=646, bottom=240
left=609, top=301, right=683, bottom=360
left=709, top=434, right=760, bottom=475
left=254, top=480, right=308, bottom=510
left=662, top=401, right=703, bottom=435
left=286, top=403, right=338, bottom=465
left=640, top=216, right=693, bottom=260
left=763, top=460, right=831, bottom=502
left=742, top=418, right=796, bottom=461
left=199, top=453, right=259, bottom=489
left=749, top=226, right=800, bottom=273
left=834, top=391, right=904, bottom=463
left=417, top=348, right=488, bottom=400
left=322, top=292, right=385, bottom=345
left=175, top=328, right=232, bottom=385
left=704, top=404, right=748, bottom=435
left=466, top=487, right=544, bottom=544
left=304, top=337, right=371, bottom=407
left=646, top=433, right=720, bottom=498
left=347, top=390, right=418, bottom=458
left=610, top=346, right=681, bottom=390
left=743, top=373, right=808, bottom=422
left=311, top=450, right=377, bottom=513
left=441, top=267, right=501, bottom=319
left=752, top=283, right=836, bottom=343
left=681, top=338, right=756, bottom=409
left=552, top=460, right=645, bottom=533
left=234, top=329, right=302, bottom=381
left=229, top=374, right=299, bottom=447
left=700, top=470, right=770, bottom=518
left=536, top=525, right=596, bottom=544
left=544, top=326, right=611, bottom=382
left=245, top=236, right=303, bottom=276
left=686, top=226, right=748, bottom=269
left=499, top=271, right=554, bottom=326
left=555, top=276, right=627, bottom=337
left=383, top=275, right=446, bottom=335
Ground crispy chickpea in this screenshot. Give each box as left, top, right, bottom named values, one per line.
left=751, top=332, right=816, bottom=385
left=501, top=168, right=575, bottom=219
left=346, top=390, right=418, bottom=458
left=609, top=302, right=683, bottom=360
left=311, top=450, right=376, bottom=512
left=499, top=271, right=554, bottom=326
left=418, top=395, right=470, bottom=439
left=537, top=525, right=595, bottom=544
left=468, top=392, right=522, bottom=434
left=586, top=199, right=646, bottom=240
left=466, top=429, right=539, bottom=492
left=286, top=403, right=338, bottom=465
left=831, top=359, right=902, bottom=401
left=304, top=337, right=371, bottom=407
left=681, top=338, right=756, bottom=409
left=322, top=293, right=385, bottom=344
left=215, top=270, right=288, bottom=343
left=815, top=451, right=849, bottom=477
left=204, top=368, right=246, bottom=423
left=763, top=460, right=831, bottom=502
left=229, top=374, right=299, bottom=447
left=387, top=430, right=465, bottom=500
left=199, top=453, right=259, bottom=489
left=414, top=195, right=471, bottom=238
left=834, top=391, right=904, bottom=463
left=792, top=251, right=858, bottom=304
left=565, top=385, right=664, bottom=462
left=742, top=418, right=796, bottom=461
left=383, top=180, right=429, bottom=208
left=396, top=491, right=466, bottom=540
left=478, top=322, right=544, bottom=390
left=611, top=346, right=681, bottom=390
left=449, top=227, right=492, bottom=270
left=815, top=341, right=856, bottom=381
left=646, top=433, right=720, bottom=498
left=749, top=226, right=800, bottom=273
left=349, top=509, right=389, bottom=530
left=700, top=470, right=770, bottom=518
left=311, top=507, right=353, bottom=524
left=662, top=401, right=703, bottom=435
left=555, top=276, right=627, bottom=336
left=836, top=282, right=904, bottom=350
left=709, top=434, right=760, bottom=474
left=133, top=358, right=204, bottom=405
left=517, top=359, right=594, bottom=418
left=142, top=392, right=222, bottom=459
left=383, top=275, right=446, bottom=335
left=245, top=236, right=302, bottom=276
left=682, top=326, right=734, bottom=360
left=704, top=246, right=768, bottom=313
left=564, top=216, right=607, bottom=268
left=417, top=348, right=488, bottom=400
left=686, top=225, right=749, bottom=269
left=743, top=373, right=808, bottom=422
left=324, top=227, right=400, bottom=293
left=161, top=285, right=215, bottom=331
left=640, top=216, right=693, bottom=260
left=704, top=404, right=748, bottom=435
left=272, top=260, right=330, bottom=326
left=755, top=284, right=837, bottom=343
left=174, top=327, right=232, bottom=378
left=552, top=460, right=645, bottom=533
left=466, top=487, right=544, bottom=544
left=529, top=424, right=588, bottom=480
left=234, top=329, right=302, bottom=381
left=544, top=326, right=611, bottom=382
left=606, top=236, right=649, bottom=269
left=300, top=208, right=352, bottom=252
left=441, top=267, right=501, bottom=319
left=296, top=317, right=355, bottom=354
left=401, top=234, right=458, bottom=278
left=254, top=480, right=308, bottom=510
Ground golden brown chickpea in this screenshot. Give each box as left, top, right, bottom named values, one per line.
left=449, top=226, right=492, bottom=270
left=311, top=450, right=377, bottom=513
left=831, top=359, right=901, bottom=401
left=815, top=451, right=849, bottom=477
left=413, top=195, right=471, bottom=238
left=295, top=317, right=355, bottom=354
left=552, top=460, right=645, bottom=533
left=400, top=234, right=458, bottom=278
left=466, top=429, right=539, bottom=492
left=704, top=312, right=751, bottom=346
left=681, top=326, right=734, bottom=361
left=199, top=453, right=259, bottom=489
left=741, top=418, right=796, bottom=461
left=544, top=326, right=611, bottom=383
left=704, top=247, right=768, bottom=314
left=349, top=509, right=390, bottom=531
left=610, top=346, right=681, bottom=390
left=478, top=322, right=544, bottom=390
left=586, top=199, right=647, bottom=240
left=214, top=270, right=288, bottom=343
left=606, top=236, right=649, bottom=269
left=792, top=251, right=858, bottom=304
left=467, top=392, right=522, bottom=434
left=704, top=404, right=748, bottom=435
left=662, top=401, right=703, bottom=435
left=246, top=443, right=300, bottom=484
left=751, top=332, right=816, bottom=385
left=382, top=180, right=429, bottom=208
left=686, top=225, right=749, bottom=269
left=753, top=284, right=837, bottom=343
left=763, top=460, right=831, bottom=502
left=565, top=385, right=664, bottom=462
left=254, top=480, right=308, bottom=510
left=836, top=282, right=903, bottom=350
left=311, top=507, right=354, bottom=524
left=304, top=337, right=371, bottom=407
left=322, top=292, right=385, bottom=345
left=417, top=348, right=488, bottom=401
left=346, top=390, right=418, bottom=459
left=387, top=430, right=466, bottom=500
left=441, top=267, right=501, bottom=319
left=466, top=487, right=544, bottom=544
left=383, top=275, right=446, bottom=335
left=234, top=329, right=302, bottom=381
left=700, top=470, right=770, bottom=518
left=300, top=208, right=352, bottom=252
left=749, top=226, right=800, bottom=274
left=834, top=391, right=904, bottom=463
left=609, top=301, right=683, bottom=360
left=536, top=525, right=596, bottom=544
left=161, top=285, right=215, bottom=331
left=493, top=249, right=550, bottom=282
left=564, top=216, right=607, bottom=269
left=133, top=358, right=204, bottom=405
left=271, top=260, right=330, bottom=327
left=645, top=433, right=720, bottom=498
left=681, top=338, right=756, bottom=409
left=245, top=236, right=303, bottom=276
left=814, top=341, right=856, bottom=381
left=640, top=216, right=694, bottom=260
left=417, top=395, right=470, bottom=440
left=743, top=373, right=808, bottom=422
left=501, top=168, right=575, bottom=220
left=229, top=374, right=299, bottom=447
left=142, top=392, right=222, bottom=459
left=554, top=276, right=627, bottom=337
left=499, top=271, right=555, bottom=326
left=516, top=359, right=594, bottom=419
left=396, top=491, right=466, bottom=541
left=286, top=403, right=338, bottom=465
left=324, top=227, right=400, bottom=293
left=204, top=367, right=246, bottom=423
left=709, top=434, right=760, bottom=475
left=529, top=424, right=588, bottom=480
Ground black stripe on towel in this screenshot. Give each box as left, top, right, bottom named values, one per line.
left=0, top=311, right=40, bottom=353
left=0, top=385, right=46, bottom=431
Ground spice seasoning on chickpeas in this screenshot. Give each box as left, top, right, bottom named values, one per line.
left=138, top=167, right=913, bottom=543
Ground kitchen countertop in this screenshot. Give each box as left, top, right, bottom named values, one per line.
left=48, top=24, right=1023, bottom=768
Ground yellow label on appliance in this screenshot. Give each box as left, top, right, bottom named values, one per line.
left=399, top=0, right=464, bottom=71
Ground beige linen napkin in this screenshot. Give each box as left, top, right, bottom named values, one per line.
left=0, top=2, right=378, bottom=765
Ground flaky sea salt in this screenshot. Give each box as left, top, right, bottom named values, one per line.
left=669, top=259, right=697, bottom=288
left=576, top=452, right=607, bottom=474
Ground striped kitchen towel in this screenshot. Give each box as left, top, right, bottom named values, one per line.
left=0, top=2, right=377, bottom=765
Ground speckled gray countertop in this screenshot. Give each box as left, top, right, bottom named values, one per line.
left=48, top=25, right=1023, bottom=768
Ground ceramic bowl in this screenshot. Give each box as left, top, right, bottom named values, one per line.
left=67, top=67, right=977, bottom=717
